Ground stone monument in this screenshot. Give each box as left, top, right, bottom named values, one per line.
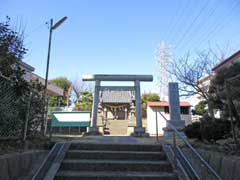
left=164, top=82, right=185, bottom=137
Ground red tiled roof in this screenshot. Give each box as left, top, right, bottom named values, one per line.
left=212, top=50, right=240, bottom=71
left=147, top=101, right=191, bottom=107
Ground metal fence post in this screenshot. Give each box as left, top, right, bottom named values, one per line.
left=173, top=131, right=177, bottom=168
left=23, top=91, right=33, bottom=141
left=44, top=97, right=49, bottom=136
left=201, top=163, right=206, bottom=180
left=155, top=110, right=159, bottom=142
left=41, top=96, right=46, bottom=135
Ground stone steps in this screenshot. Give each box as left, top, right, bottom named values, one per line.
left=60, top=159, right=173, bottom=172
left=55, top=171, right=177, bottom=180
left=65, top=150, right=167, bottom=161
left=54, top=143, right=178, bottom=180
left=70, top=143, right=163, bottom=151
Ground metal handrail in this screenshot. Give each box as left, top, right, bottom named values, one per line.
left=164, top=144, right=193, bottom=180
left=32, top=143, right=63, bottom=180
left=158, top=111, right=223, bottom=180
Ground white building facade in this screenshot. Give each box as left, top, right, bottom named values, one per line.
left=147, top=101, right=191, bottom=135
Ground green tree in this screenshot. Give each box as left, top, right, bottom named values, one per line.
left=0, top=16, right=26, bottom=79
left=49, top=77, right=71, bottom=107
left=0, top=17, right=28, bottom=100
left=195, top=101, right=207, bottom=115
left=210, top=62, right=240, bottom=125
left=210, top=62, right=240, bottom=146
left=0, top=17, right=45, bottom=138
left=74, top=91, right=93, bottom=111
left=141, top=93, right=160, bottom=118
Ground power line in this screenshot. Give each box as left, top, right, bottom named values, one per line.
left=25, top=22, right=46, bottom=38
left=168, top=0, right=193, bottom=44
left=174, top=0, right=210, bottom=50
left=165, top=0, right=186, bottom=42
left=178, top=0, right=220, bottom=51
left=197, top=0, right=240, bottom=48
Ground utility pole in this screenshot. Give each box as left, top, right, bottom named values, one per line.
left=44, top=19, right=53, bottom=97
left=43, top=16, right=67, bottom=136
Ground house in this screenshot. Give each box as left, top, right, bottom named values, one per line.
left=30, top=73, right=64, bottom=97
left=18, top=61, right=64, bottom=97
left=18, top=61, right=35, bottom=82
left=212, top=50, right=240, bottom=72
left=212, top=50, right=240, bottom=118
left=192, top=50, right=240, bottom=101
left=192, top=50, right=240, bottom=119
left=147, top=101, right=191, bottom=135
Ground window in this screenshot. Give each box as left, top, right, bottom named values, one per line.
left=164, top=106, right=189, bottom=114
left=164, top=106, right=169, bottom=114
left=181, top=107, right=189, bottom=114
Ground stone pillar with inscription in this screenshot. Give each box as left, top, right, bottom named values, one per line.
left=164, top=82, right=185, bottom=137
left=168, top=82, right=185, bottom=128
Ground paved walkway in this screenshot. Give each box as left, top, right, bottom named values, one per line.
left=74, top=136, right=162, bottom=145
left=52, top=135, right=162, bottom=145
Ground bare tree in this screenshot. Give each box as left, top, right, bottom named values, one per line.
left=168, top=50, right=220, bottom=119
left=71, top=77, right=93, bottom=103
left=209, top=42, right=235, bottom=62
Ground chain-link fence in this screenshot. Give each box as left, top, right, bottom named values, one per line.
left=0, top=74, right=46, bottom=140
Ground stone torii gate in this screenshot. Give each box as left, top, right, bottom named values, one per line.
left=82, top=74, right=153, bottom=136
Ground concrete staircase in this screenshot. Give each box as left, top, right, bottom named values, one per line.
left=54, top=143, right=178, bottom=180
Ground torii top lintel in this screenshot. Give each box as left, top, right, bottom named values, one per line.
left=82, top=74, right=153, bottom=82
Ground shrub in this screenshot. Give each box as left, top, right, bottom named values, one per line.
left=184, top=122, right=202, bottom=140
left=202, top=118, right=231, bottom=143
left=184, top=117, right=231, bottom=143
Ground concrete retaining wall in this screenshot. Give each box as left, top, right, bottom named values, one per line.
left=0, top=150, right=48, bottom=180
left=183, top=148, right=240, bottom=180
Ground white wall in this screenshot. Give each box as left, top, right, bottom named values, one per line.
left=147, top=106, right=167, bottom=135
left=146, top=106, right=191, bottom=136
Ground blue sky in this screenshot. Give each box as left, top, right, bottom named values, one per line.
left=1, top=0, right=240, bottom=92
